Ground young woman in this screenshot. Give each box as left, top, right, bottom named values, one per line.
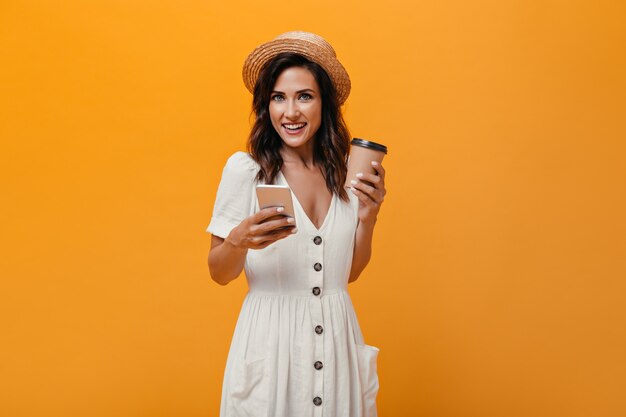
left=207, top=31, right=386, bottom=417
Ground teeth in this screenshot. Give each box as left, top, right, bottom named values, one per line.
left=284, top=123, right=306, bottom=129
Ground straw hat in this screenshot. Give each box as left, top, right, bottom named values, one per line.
left=242, top=31, right=351, bottom=105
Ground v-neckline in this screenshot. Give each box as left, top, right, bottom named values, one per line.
left=278, top=170, right=335, bottom=233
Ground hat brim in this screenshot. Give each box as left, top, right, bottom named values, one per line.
left=242, top=38, right=351, bottom=105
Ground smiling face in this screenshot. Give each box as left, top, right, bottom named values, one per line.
left=269, top=66, right=322, bottom=152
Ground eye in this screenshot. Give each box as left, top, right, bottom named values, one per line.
left=271, top=94, right=284, bottom=101
left=299, top=93, right=313, bottom=100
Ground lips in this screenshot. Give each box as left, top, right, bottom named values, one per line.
left=282, top=122, right=307, bottom=135
left=283, top=123, right=307, bottom=130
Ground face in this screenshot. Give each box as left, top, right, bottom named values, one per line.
left=269, top=66, right=322, bottom=151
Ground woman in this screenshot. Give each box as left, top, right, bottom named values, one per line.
left=207, top=31, right=386, bottom=417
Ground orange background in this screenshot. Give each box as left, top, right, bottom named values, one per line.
left=1, top=1, right=625, bottom=416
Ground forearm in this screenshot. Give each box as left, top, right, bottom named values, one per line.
left=208, top=235, right=248, bottom=285
left=348, top=219, right=376, bottom=283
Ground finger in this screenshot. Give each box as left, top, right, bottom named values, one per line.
left=250, top=234, right=280, bottom=247
left=254, top=206, right=287, bottom=223
left=350, top=186, right=379, bottom=206
left=250, top=217, right=295, bottom=239
left=371, top=161, right=386, bottom=180
left=355, top=172, right=381, bottom=187
left=275, top=226, right=298, bottom=240
left=254, top=216, right=295, bottom=234
left=351, top=179, right=377, bottom=198
left=252, top=240, right=272, bottom=250
left=355, top=174, right=386, bottom=198
left=252, top=227, right=297, bottom=248
left=352, top=181, right=384, bottom=204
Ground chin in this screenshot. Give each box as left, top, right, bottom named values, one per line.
left=282, top=136, right=312, bottom=148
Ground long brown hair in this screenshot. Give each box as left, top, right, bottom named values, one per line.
left=247, top=52, right=351, bottom=202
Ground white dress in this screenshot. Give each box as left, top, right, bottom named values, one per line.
left=207, top=151, right=380, bottom=417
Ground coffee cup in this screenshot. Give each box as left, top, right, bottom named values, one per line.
left=345, top=138, right=388, bottom=188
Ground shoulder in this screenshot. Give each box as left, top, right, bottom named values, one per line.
left=223, top=151, right=258, bottom=174
left=217, top=151, right=259, bottom=191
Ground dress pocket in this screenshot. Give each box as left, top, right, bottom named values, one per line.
left=229, top=356, right=268, bottom=416
left=355, top=344, right=380, bottom=417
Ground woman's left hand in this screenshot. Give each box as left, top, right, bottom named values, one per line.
left=350, top=161, right=386, bottom=226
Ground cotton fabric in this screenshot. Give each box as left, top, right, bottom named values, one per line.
left=207, top=151, right=380, bottom=417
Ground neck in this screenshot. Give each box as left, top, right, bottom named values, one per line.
left=280, top=140, right=316, bottom=169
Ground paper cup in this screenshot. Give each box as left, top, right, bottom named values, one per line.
left=345, top=138, right=388, bottom=188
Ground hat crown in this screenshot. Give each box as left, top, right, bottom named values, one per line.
left=242, top=31, right=350, bottom=104
left=274, top=31, right=337, bottom=58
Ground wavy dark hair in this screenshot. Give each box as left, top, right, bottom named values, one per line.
left=247, top=52, right=351, bottom=202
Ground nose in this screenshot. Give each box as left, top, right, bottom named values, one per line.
left=285, top=99, right=301, bottom=119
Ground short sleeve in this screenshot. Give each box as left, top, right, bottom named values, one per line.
left=206, top=151, right=259, bottom=238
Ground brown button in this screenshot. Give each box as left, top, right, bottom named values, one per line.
left=313, top=396, right=322, bottom=406
left=313, top=236, right=322, bottom=245
left=314, top=361, right=323, bottom=370
left=315, top=325, right=324, bottom=335
left=314, top=262, right=322, bottom=271
left=312, top=287, right=321, bottom=296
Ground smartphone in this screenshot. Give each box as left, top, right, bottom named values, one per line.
left=255, top=184, right=296, bottom=227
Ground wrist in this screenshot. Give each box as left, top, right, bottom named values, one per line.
left=225, top=227, right=247, bottom=252
left=358, top=216, right=378, bottom=229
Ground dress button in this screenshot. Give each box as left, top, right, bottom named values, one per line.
left=312, top=287, right=321, bottom=296
left=314, top=262, right=322, bottom=271
left=313, top=236, right=322, bottom=245
left=313, top=396, right=323, bottom=406
left=315, top=325, right=324, bottom=335
left=314, top=361, right=323, bottom=370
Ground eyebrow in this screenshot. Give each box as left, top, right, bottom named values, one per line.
left=271, top=89, right=316, bottom=94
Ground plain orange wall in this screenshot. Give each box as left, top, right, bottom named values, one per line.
left=1, top=1, right=625, bottom=416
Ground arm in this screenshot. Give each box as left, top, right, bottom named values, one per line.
left=208, top=207, right=296, bottom=285
left=348, top=219, right=376, bottom=283
left=347, top=161, right=387, bottom=283
left=208, top=234, right=248, bottom=286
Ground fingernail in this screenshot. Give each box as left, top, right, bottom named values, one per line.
left=371, top=161, right=378, bottom=166
left=356, top=172, right=363, bottom=178
left=350, top=179, right=357, bottom=185
left=291, top=227, right=298, bottom=233
left=276, top=207, right=284, bottom=212
left=287, top=217, right=294, bottom=223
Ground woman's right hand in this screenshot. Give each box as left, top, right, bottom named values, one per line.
left=226, top=207, right=297, bottom=250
